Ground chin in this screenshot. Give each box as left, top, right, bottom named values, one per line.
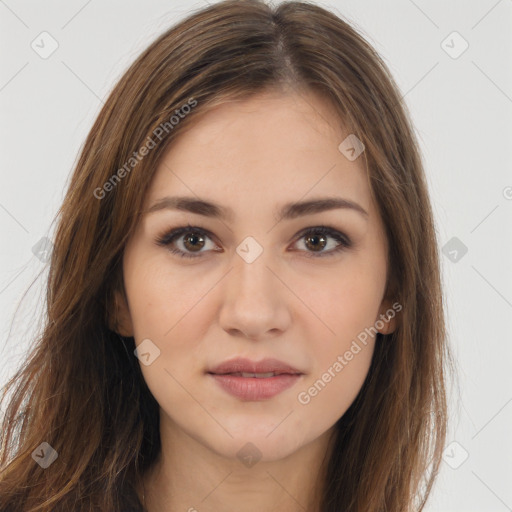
left=203, top=422, right=315, bottom=463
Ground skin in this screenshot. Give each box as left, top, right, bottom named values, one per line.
left=113, top=89, right=397, bottom=512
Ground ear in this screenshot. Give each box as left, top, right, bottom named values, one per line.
left=375, top=298, right=401, bottom=335
left=108, top=289, right=134, bottom=337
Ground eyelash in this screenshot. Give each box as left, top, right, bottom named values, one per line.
left=155, top=224, right=352, bottom=259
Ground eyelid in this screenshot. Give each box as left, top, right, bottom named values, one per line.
left=155, top=224, right=352, bottom=259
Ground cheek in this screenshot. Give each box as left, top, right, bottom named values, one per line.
left=296, top=331, right=376, bottom=427
left=125, top=261, right=221, bottom=413
left=128, top=269, right=215, bottom=422
left=125, top=254, right=214, bottom=343
left=292, top=259, right=384, bottom=420
left=296, top=256, right=386, bottom=344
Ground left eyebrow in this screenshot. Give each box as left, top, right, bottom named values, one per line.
left=145, top=195, right=369, bottom=222
left=278, top=196, right=368, bottom=221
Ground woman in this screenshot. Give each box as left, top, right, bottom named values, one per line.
left=0, top=1, right=452, bottom=510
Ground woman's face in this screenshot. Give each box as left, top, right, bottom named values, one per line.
left=115, top=90, right=396, bottom=462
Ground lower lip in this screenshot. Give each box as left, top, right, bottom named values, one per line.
left=208, top=373, right=302, bottom=401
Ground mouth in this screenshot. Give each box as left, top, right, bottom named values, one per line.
left=217, top=371, right=289, bottom=378
left=207, top=357, right=304, bottom=401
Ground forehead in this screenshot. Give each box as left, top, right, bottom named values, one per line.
left=146, top=91, right=370, bottom=214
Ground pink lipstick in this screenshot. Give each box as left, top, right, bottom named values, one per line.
left=207, top=357, right=303, bottom=401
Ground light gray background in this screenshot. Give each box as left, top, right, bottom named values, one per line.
left=1, top=1, right=511, bottom=510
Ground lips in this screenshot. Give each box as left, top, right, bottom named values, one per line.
left=227, top=372, right=280, bottom=378
left=207, top=357, right=304, bottom=401
left=208, top=357, right=302, bottom=376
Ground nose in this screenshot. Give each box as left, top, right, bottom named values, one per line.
left=218, top=253, right=291, bottom=341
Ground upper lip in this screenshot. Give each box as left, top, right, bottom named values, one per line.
left=208, top=357, right=303, bottom=375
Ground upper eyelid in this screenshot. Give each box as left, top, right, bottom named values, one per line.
left=157, top=224, right=351, bottom=249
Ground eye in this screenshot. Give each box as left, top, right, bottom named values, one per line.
left=155, top=224, right=219, bottom=259
left=155, top=224, right=352, bottom=259
left=292, top=226, right=352, bottom=258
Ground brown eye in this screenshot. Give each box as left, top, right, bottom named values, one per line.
left=156, top=224, right=352, bottom=260
left=293, top=226, right=352, bottom=258
left=155, top=225, right=218, bottom=259
left=182, top=232, right=206, bottom=252
left=304, top=233, right=328, bottom=253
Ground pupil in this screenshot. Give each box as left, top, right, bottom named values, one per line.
left=185, top=233, right=204, bottom=251
left=307, top=234, right=326, bottom=251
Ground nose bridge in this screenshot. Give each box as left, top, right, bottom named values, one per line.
left=218, top=247, right=290, bottom=339
left=230, top=247, right=280, bottom=309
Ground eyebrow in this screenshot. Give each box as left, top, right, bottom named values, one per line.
left=145, top=195, right=368, bottom=222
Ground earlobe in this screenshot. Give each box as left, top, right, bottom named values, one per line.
left=376, top=299, right=400, bottom=335
left=109, top=289, right=134, bottom=337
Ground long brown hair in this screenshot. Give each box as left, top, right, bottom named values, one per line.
left=0, top=1, right=453, bottom=510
